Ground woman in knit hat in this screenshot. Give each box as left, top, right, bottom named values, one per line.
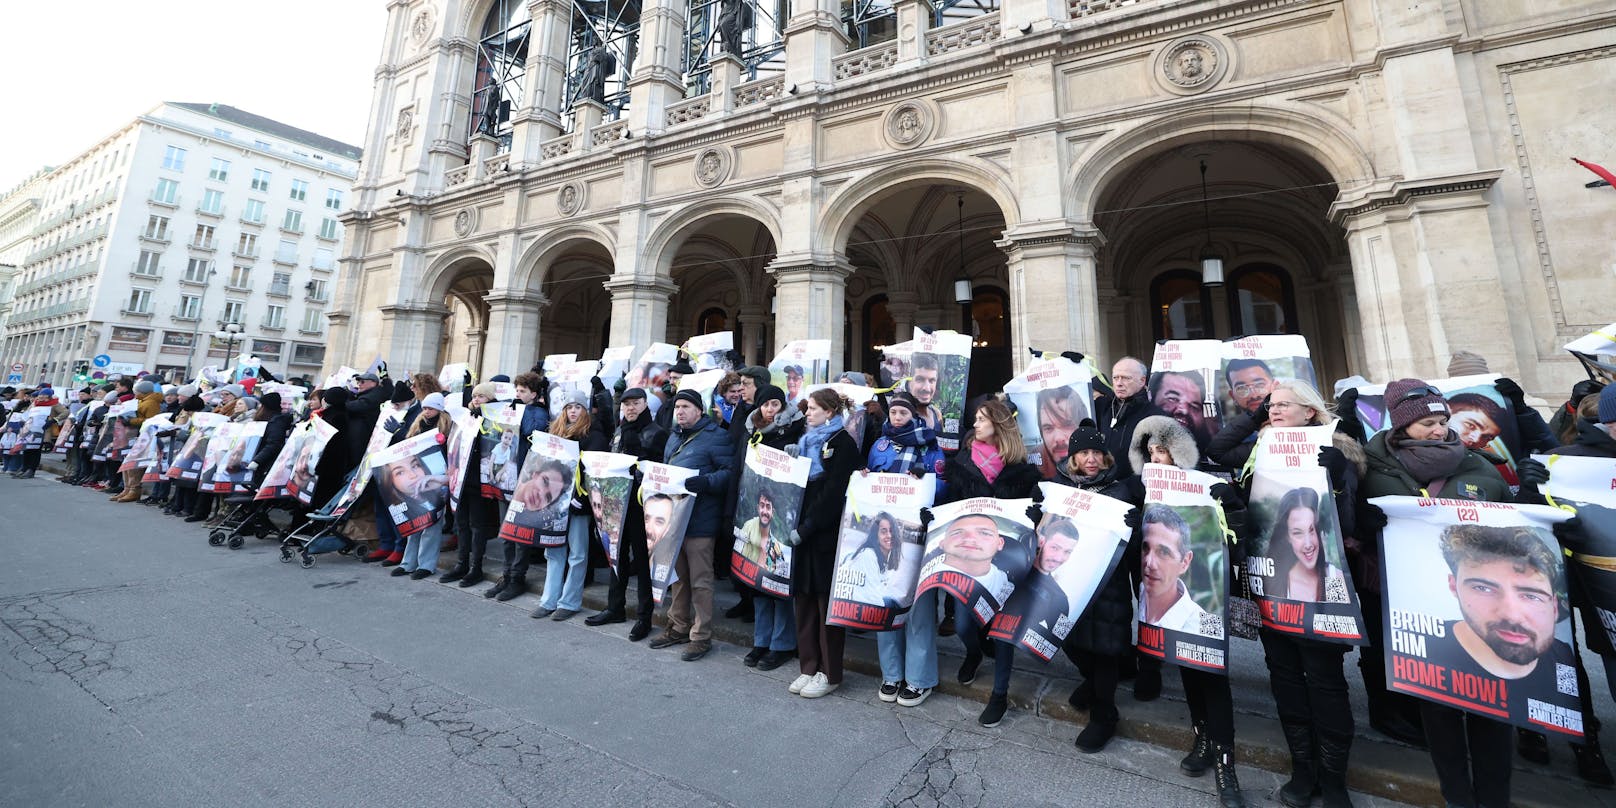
left=733, top=384, right=804, bottom=670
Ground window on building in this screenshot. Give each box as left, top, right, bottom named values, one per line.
left=135, top=250, right=161, bottom=276
left=306, top=279, right=328, bottom=301
left=177, top=294, right=202, bottom=319
left=199, top=189, right=224, bottom=214
left=312, top=247, right=334, bottom=270
left=292, top=343, right=325, bottom=366
left=254, top=139, right=272, bottom=152
left=1226, top=264, right=1297, bottom=336
left=1149, top=270, right=1213, bottom=341
left=236, top=232, right=258, bottom=257
left=275, top=239, right=298, bottom=263
left=162, top=145, right=186, bottom=171
left=968, top=287, right=1010, bottom=349
left=289, top=179, right=308, bottom=201
left=184, top=258, right=211, bottom=283
left=192, top=223, right=215, bottom=249
left=208, top=158, right=230, bottom=181
left=282, top=209, right=303, bottom=232
left=222, top=300, right=244, bottom=324
left=228, top=265, right=252, bottom=289
left=143, top=215, right=169, bottom=240
left=153, top=178, right=179, bottom=204
left=251, top=169, right=271, bottom=192
left=264, top=304, right=285, bottom=328
left=300, top=308, right=323, bottom=333
left=318, top=217, right=340, bottom=240
left=125, top=288, right=151, bottom=314
left=270, top=272, right=291, bottom=296
left=324, top=189, right=342, bottom=210
left=243, top=198, right=265, bottom=223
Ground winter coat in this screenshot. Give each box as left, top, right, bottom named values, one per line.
left=1054, top=464, right=1145, bottom=656
left=1094, top=390, right=1167, bottom=478
left=131, top=391, right=163, bottom=429
left=611, top=409, right=668, bottom=463
left=514, top=401, right=555, bottom=470
left=663, top=414, right=734, bottom=538
left=343, top=383, right=389, bottom=446
left=251, top=411, right=295, bottom=472
left=722, top=406, right=805, bottom=536
left=1548, top=418, right=1616, bottom=458
left=1127, top=415, right=1202, bottom=475
left=793, top=429, right=861, bottom=595
left=865, top=421, right=946, bottom=479
left=941, top=443, right=1043, bottom=503
left=312, top=389, right=354, bottom=508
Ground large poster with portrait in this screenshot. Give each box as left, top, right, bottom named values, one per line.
left=444, top=408, right=480, bottom=512
left=770, top=340, right=832, bottom=405
left=370, top=431, right=450, bottom=538
left=676, top=369, right=727, bottom=416
left=166, top=413, right=227, bottom=483
left=1218, top=335, right=1316, bottom=424
left=258, top=418, right=337, bottom=503
left=1149, top=340, right=1223, bottom=452
left=637, top=461, right=700, bottom=604
left=828, top=472, right=937, bottom=631
left=478, top=402, right=525, bottom=500
left=1138, top=463, right=1230, bottom=672
left=1345, top=375, right=1525, bottom=479
left=898, top=328, right=973, bottom=452
left=547, top=360, right=600, bottom=419
left=917, top=497, right=1037, bottom=625
left=498, top=433, right=580, bottom=547
left=1537, top=454, right=1616, bottom=658
left=202, top=422, right=265, bottom=495
left=581, top=451, right=638, bottom=568
left=596, top=345, right=636, bottom=386
left=989, top=482, right=1135, bottom=661
left=1247, top=424, right=1366, bottom=644
left=119, top=414, right=171, bottom=474
left=625, top=343, right=680, bottom=396
left=1004, top=356, right=1097, bottom=479
left=365, top=401, right=408, bottom=458
left=139, top=415, right=178, bottom=483
left=683, top=331, right=734, bottom=372
left=1375, top=495, right=1583, bottom=738
left=730, top=443, right=810, bottom=598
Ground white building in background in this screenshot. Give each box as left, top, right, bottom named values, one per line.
left=0, top=103, right=361, bottom=390
left=0, top=169, right=51, bottom=362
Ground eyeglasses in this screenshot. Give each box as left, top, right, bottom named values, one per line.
left=1231, top=380, right=1272, bottom=398
left=1393, top=385, right=1442, bottom=407
left=1266, top=401, right=1299, bottom=411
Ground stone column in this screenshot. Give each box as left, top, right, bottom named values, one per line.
left=885, top=291, right=920, bottom=341
left=572, top=99, right=607, bottom=152
left=997, top=224, right=1105, bottom=373
left=894, top=0, right=929, bottom=66
left=604, top=276, right=677, bottom=352
left=709, top=53, right=743, bottom=116
left=781, top=0, right=847, bottom=95
left=736, top=304, right=769, bottom=364
left=625, top=0, right=688, bottom=137
left=512, top=0, right=570, bottom=165
left=482, top=291, right=547, bottom=379
left=378, top=303, right=449, bottom=375
left=768, top=254, right=852, bottom=376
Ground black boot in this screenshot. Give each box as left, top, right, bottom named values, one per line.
left=457, top=566, right=484, bottom=588
left=1180, top=721, right=1213, bottom=777
left=1277, top=721, right=1318, bottom=808
left=496, top=576, right=526, bottom=601
left=483, top=575, right=508, bottom=599
left=1316, top=732, right=1355, bottom=808
left=1573, top=731, right=1616, bottom=787
left=439, top=562, right=469, bottom=584
left=1213, top=743, right=1247, bottom=808
left=1517, top=728, right=1550, bottom=764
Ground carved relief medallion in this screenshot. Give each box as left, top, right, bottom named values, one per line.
left=1156, top=36, right=1229, bottom=95
left=694, top=147, right=731, bottom=188
left=883, top=100, right=934, bottom=150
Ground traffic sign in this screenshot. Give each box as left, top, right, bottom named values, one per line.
left=92, top=354, right=112, bottom=368
left=8, top=362, right=21, bottom=373
left=4, top=374, right=21, bottom=385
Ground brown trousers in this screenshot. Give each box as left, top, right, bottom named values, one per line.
left=667, top=536, right=715, bottom=641
left=794, top=593, right=846, bottom=684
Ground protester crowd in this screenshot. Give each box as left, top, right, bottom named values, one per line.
left=5, top=342, right=1616, bottom=808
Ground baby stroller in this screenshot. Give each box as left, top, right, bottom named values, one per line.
left=278, top=469, right=366, bottom=568
left=208, top=483, right=297, bottom=550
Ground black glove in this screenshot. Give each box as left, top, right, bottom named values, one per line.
left=683, top=474, right=707, bottom=495
left=918, top=507, right=934, bottom=532
left=1025, top=503, right=1043, bottom=525
left=1571, top=379, right=1605, bottom=406
left=1123, top=508, right=1141, bottom=531
left=1494, top=378, right=1530, bottom=414
left=1357, top=502, right=1388, bottom=536
left=1209, top=482, right=1244, bottom=508
left=1333, top=388, right=1366, bottom=444
left=1061, top=351, right=1086, bottom=365
left=1318, top=446, right=1349, bottom=481
left=1516, top=457, right=1550, bottom=488
left=1553, top=516, right=1590, bottom=555
left=1253, top=396, right=1272, bottom=427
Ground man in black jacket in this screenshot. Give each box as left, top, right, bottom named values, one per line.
left=1094, top=356, right=1164, bottom=478
left=586, top=388, right=669, bottom=640
left=345, top=372, right=389, bottom=446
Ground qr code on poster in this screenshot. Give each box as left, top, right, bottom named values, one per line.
left=1558, top=663, right=1579, bottom=697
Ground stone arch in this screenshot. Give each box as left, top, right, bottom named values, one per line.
left=419, top=243, right=499, bottom=304
left=453, top=0, right=507, bottom=43
left=821, top=157, right=1022, bottom=255
left=509, top=224, right=617, bottom=289
left=641, top=196, right=784, bottom=280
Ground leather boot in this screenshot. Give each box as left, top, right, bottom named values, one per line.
left=1278, top=721, right=1318, bottom=808
left=1316, top=731, right=1355, bottom=808
left=483, top=575, right=508, bottom=599
left=457, top=566, right=484, bottom=588
left=439, top=562, right=469, bottom=583
left=1180, top=721, right=1213, bottom=777
left=1213, top=743, right=1247, bottom=808
left=496, top=575, right=526, bottom=601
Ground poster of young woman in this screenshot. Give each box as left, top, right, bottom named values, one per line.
left=769, top=340, right=832, bottom=404
left=625, top=342, right=679, bottom=393
left=370, top=431, right=450, bottom=537
left=444, top=408, right=480, bottom=512
left=1149, top=340, right=1223, bottom=452
left=1535, top=454, right=1616, bottom=658
left=917, top=496, right=1037, bottom=625
left=119, top=414, right=171, bottom=474
left=1138, top=463, right=1231, bottom=672
left=730, top=443, right=810, bottom=597
left=547, top=360, right=600, bottom=419
left=682, top=331, right=734, bottom=372
left=197, top=422, right=242, bottom=492
left=499, top=433, right=580, bottom=547
left=477, top=401, right=526, bottom=500
left=596, top=345, right=636, bottom=386
left=166, top=413, right=227, bottom=482
left=989, top=482, right=1135, bottom=661
left=908, top=328, right=974, bottom=452
left=1218, top=335, right=1317, bottom=423
left=636, top=461, right=699, bottom=604
left=203, top=422, right=265, bottom=495
left=1346, top=375, right=1525, bottom=477
left=258, top=418, right=337, bottom=502
left=1374, top=495, right=1582, bottom=739
left=827, top=473, right=936, bottom=630
left=1004, top=356, right=1096, bottom=479
left=581, top=450, right=638, bottom=567
left=1246, top=424, right=1366, bottom=644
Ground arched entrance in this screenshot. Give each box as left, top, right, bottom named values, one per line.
left=531, top=237, right=614, bottom=358
left=437, top=261, right=495, bottom=372
left=661, top=213, right=777, bottom=362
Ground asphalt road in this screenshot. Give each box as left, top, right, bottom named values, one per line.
left=0, top=475, right=1418, bottom=808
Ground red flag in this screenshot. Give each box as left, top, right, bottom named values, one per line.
left=1573, top=158, right=1616, bottom=188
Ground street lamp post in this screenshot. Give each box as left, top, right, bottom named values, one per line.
left=181, top=263, right=218, bottom=381
left=214, top=323, right=246, bottom=379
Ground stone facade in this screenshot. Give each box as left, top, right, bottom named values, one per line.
left=332, top=0, right=1616, bottom=396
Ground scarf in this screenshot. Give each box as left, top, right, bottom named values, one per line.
left=798, top=414, right=845, bottom=479
left=1390, top=430, right=1468, bottom=491
left=970, top=440, right=1005, bottom=485
left=881, top=418, right=936, bottom=474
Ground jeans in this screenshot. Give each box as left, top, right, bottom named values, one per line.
left=753, top=595, right=797, bottom=652
left=959, top=614, right=1015, bottom=696
left=877, top=590, right=939, bottom=688
left=540, top=515, right=590, bottom=611
left=501, top=537, right=535, bottom=581
left=1421, top=703, right=1513, bottom=807
left=3, top=454, right=20, bottom=473
left=401, top=520, right=445, bottom=573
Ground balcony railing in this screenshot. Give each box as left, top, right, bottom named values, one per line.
left=195, top=204, right=225, bottom=219
left=267, top=282, right=291, bottom=298
left=149, top=193, right=181, bottom=209
left=172, top=307, right=202, bottom=322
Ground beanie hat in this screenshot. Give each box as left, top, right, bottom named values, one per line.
left=673, top=389, right=705, bottom=410
left=162, top=385, right=178, bottom=397
left=1385, top=378, right=1450, bottom=434
left=489, top=374, right=512, bottom=383
left=239, top=396, right=260, bottom=412
left=134, top=379, right=156, bottom=395
left=390, top=380, right=413, bottom=404
left=420, top=392, right=448, bottom=412
left=35, top=387, right=56, bottom=399
left=104, top=392, right=119, bottom=404
left=177, top=384, right=200, bottom=399
left=1446, top=351, right=1490, bottom=378
left=886, top=392, right=918, bottom=415
left=219, top=384, right=245, bottom=399
left=1066, top=418, right=1107, bottom=457
left=755, top=385, right=787, bottom=411
left=471, top=382, right=498, bottom=401
left=739, top=366, right=771, bottom=389
left=257, top=392, right=282, bottom=414
left=1599, top=384, right=1616, bottom=425
left=182, top=395, right=206, bottom=412
left=555, top=388, right=589, bottom=410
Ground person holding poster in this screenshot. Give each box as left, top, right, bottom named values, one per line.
left=837, top=471, right=936, bottom=707
left=721, top=379, right=798, bottom=626
left=586, top=388, right=668, bottom=641
left=729, top=385, right=806, bottom=669
left=441, top=386, right=504, bottom=589
left=377, top=398, right=451, bottom=579
left=768, top=339, right=830, bottom=405
left=781, top=388, right=860, bottom=699
left=1359, top=378, right=1517, bottom=807
left=1004, top=356, right=1094, bottom=480
left=1219, top=336, right=1316, bottom=421
left=1150, top=340, right=1223, bottom=454
left=646, top=390, right=733, bottom=662
left=529, top=391, right=605, bottom=622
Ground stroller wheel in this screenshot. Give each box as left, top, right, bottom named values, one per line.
left=300, top=552, right=315, bottom=569
left=227, top=535, right=244, bottom=550
left=208, top=530, right=226, bottom=547
left=280, top=547, right=294, bottom=563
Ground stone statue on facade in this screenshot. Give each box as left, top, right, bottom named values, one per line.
left=717, top=0, right=752, bottom=57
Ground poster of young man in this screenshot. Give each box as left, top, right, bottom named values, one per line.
left=827, top=473, right=936, bottom=630
left=769, top=339, right=832, bottom=404
left=682, top=331, right=734, bottom=372
left=478, top=401, right=526, bottom=500
left=730, top=442, right=810, bottom=597
left=137, top=414, right=177, bottom=483
left=989, top=482, right=1135, bottom=661
left=197, top=422, right=243, bottom=492
left=907, top=328, right=973, bottom=452
left=443, top=408, right=481, bottom=512
left=625, top=342, right=679, bottom=394
left=1375, top=495, right=1583, bottom=738
left=499, top=433, right=581, bottom=547
left=596, top=345, right=636, bottom=386
left=917, top=497, right=1037, bottom=625
left=581, top=450, right=637, bottom=568
left=258, top=418, right=337, bottom=502
left=1004, top=356, right=1096, bottom=479
left=1534, top=454, right=1616, bottom=663
left=257, top=383, right=307, bottom=413
left=119, top=414, right=171, bottom=474
left=636, top=461, right=700, bottom=604
left=203, top=422, right=265, bottom=495
left=1138, top=463, right=1231, bottom=672
left=370, top=431, right=451, bottom=538
left=1149, top=340, right=1223, bottom=453
left=1218, top=335, right=1317, bottom=423
left=1345, top=375, right=1524, bottom=475
left=1246, top=423, right=1366, bottom=644
left=166, top=413, right=227, bottom=482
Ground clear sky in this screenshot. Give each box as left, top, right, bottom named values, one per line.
left=0, top=1, right=389, bottom=191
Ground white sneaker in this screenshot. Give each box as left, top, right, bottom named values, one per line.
left=800, top=672, right=839, bottom=699
left=788, top=673, right=812, bottom=694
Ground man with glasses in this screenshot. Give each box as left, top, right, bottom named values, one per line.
left=1225, top=358, right=1275, bottom=417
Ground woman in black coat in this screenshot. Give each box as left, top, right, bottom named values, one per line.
left=249, top=392, right=294, bottom=489
left=310, top=386, right=353, bottom=511
left=787, top=388, right=861, bottom=699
